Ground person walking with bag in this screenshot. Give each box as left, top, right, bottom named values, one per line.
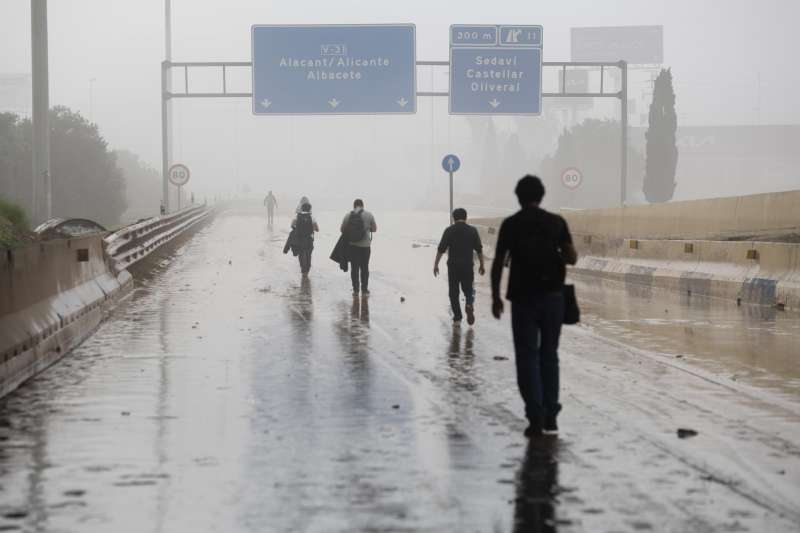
left=491, top=175, right=577, bottom=437
left=291, top=202, right=319, bottom=278
left=341, top=199, right=377, bottom=296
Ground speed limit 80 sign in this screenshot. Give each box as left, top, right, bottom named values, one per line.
left=168, top=163, right=190, bottom=187
left=561, top=167, right=582, bottom=190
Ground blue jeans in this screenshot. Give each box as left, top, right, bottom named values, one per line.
left=511, top=292, right=564, bottom=422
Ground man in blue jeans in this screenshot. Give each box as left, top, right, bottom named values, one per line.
left=491, top=175, right=578, bottom=437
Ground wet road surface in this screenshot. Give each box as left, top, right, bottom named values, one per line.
left=0, top=207, right=798, bottom=532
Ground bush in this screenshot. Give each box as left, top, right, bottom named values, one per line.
left=0, top=195, right=29, bottom=230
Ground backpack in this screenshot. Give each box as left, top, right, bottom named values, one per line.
left=346, top=211, right=366, bottom=243
left=295, top=213, right=313, bottom=239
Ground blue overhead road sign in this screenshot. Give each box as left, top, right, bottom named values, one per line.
left=252, top=24, right=416, bottom=115
left=449, top=25, right=543, bottom=115
left=442, top=154, right=461, bottom=173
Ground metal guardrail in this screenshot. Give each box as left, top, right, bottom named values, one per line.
left=104, top=205, right=210, bottom=273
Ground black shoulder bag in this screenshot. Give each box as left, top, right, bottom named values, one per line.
left=563, top=284, right=580, bottom=325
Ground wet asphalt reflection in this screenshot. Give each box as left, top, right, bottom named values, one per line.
left=0, top=207, right=798, bottom=532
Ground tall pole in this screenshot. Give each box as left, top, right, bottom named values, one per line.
left=619, top=60, right=628, bottom=207
left=449, top=172, right=453, bottom=224
left=162, top=0, right=172, bottom=214
left=161, top=61, right=170, bottom=215
left=31, top=0, right=51, bottom=222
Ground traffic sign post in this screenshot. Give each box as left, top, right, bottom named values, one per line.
left=561, top=167, right=582, bottom=190
left=168, top=163, right=190, bottom=210
left=449, top=25, right=543, bottom=115
left=251, top=24, right=416, bottom=115
left=442, top=154, right=461, bottom=223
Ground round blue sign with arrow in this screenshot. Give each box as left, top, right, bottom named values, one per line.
left=442, top=154, right=461, bottom=173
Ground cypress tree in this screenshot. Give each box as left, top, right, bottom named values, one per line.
left=643, top=68, right=678, bottom=203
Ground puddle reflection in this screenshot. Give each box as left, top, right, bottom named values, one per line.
left=513, top=437, right=560, bottom=533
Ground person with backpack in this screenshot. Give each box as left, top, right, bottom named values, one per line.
left=433, top=208, right=485, bottom=326
left=491, top=175, right=577, bottom=438
left=340, top=199, right=377, bottom=296
left=291, top=202, right=319, bottom=278
left=295, top=196, right=309, bottom=212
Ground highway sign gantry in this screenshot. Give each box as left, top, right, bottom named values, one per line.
left=449, top=25, right=543, bottom=115
left=251, top=24, right=416, bottom=115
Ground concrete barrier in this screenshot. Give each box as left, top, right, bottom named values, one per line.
left=0, top=206, right=213, bottom=399
left=562, top=190, right=800, bottom=241
left=0, top=235, right=132, bottom=397
left=471, top=212, right=800, bottom=310
left=476, top=190, right=800, bottom=243
left=569, top=236, right=800, bottom=310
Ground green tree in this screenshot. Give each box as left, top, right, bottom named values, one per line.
left=1, top=108, right=129, bottom=226
left=114, top=149, right=161, bottom=221
left=0, top=113, right=32, bottom=215
left=541, top=119, right=645, bottom=209
left=479, top=119, right=502, bottom=203
left=643, top=68, right=678, bottom=203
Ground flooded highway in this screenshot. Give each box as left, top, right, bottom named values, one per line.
left=0, top=207, right=798, bottom=532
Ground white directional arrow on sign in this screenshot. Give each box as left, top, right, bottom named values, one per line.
left=489, top=99, right=501, bottom=108
left=397, top=97, right=408, bottom=108
left=447, top=157, right=455, bottom=171
left=260, top=99, right=272, bottom=109
left=328, top=98, right=340, bottom=108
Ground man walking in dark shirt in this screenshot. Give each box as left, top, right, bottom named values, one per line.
left=491, top=176, right=578, bottom=437
left=434, top=208, right=485, bottom=326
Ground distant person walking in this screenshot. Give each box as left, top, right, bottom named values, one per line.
left=341, top=199, right=377, bottom=296
left=263, top=190, right=278, bottom=226
left=291, top=202, right=319, bottom=278
left=434, top=208, right=485, bottom=326
left=491, top=175, right=577, bottom=437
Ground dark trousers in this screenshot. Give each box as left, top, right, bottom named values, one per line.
left=511, top=292, right=564, bottom=422
left=447, top=264, right=474, bottom=321
left=297, top=244, right=313, bottom=274
left=349, top=245, right=371, bottom=292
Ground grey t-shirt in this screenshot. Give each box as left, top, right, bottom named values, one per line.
left=342, top=210, right=376, bottom=248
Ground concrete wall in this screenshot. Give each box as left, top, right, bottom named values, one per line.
left=562, top=190, right=800, bottom=241
left=470, top=191, right=800, bottom=310
left=571, top=236, right=800, bottom=310
left=0, top=235, right=132, bottom=398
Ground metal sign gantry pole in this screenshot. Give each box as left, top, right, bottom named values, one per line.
left=160, top=59, right=629, bottom=211
left=31, top=0, right=51, bottom=223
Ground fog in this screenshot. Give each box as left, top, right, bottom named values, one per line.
left=2, top=0, right=800, bottom=218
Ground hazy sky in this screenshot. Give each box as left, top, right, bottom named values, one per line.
left=2, top=0, right=799, bottom=205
